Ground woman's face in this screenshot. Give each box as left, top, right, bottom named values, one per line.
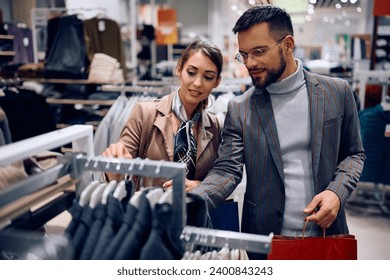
left=177, top=51, right=221, bottom=112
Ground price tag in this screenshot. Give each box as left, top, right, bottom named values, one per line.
left=385, top=124, right=390, bottom=137
left=23, top=37, right=29, bottom=47
left=98, top=20, right=105, bottom=32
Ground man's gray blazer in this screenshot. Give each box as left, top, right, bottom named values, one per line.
left=192, top=70, right=366, bottom=236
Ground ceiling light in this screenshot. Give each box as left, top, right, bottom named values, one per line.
left=309, top=0, right=317, bottom=3
left=357, top=7, right=362, bottom=13
left=350, top=0, right=358, bottom=4
left=335, top=3, right=341, bottom=9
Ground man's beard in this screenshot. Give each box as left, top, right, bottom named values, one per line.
left=250, top=51, right=286, bottom=89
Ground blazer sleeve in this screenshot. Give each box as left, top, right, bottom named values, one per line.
left=192, top=99, right=245, bottom=209
left=325, top=79, right=366, bottom=208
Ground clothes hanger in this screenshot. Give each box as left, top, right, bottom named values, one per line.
left=129, top=189, right=145, bottom=209
left=146, top=188, right=164, bottom=210
left=79, top=180, right=100, bottom=207
left=158, top=188, right=173, bottom=205
left=101, top=180, right=117, bottom=205
left=113, top=180, right=127, bottom=201
left=89, top=182, right=107, bottom=209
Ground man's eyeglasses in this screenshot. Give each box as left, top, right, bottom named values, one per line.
left=234, top=36, right=286, bottom=65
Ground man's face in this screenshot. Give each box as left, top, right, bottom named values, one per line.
left=237, top=23, right=287, bottom=89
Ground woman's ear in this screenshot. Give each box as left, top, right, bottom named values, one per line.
left=214, top=76, right=222, bottom=88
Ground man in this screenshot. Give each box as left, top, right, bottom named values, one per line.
left=192, top=4, right=365, bottom=257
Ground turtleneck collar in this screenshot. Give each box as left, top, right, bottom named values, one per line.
left=266, top=58, right=305, bottom=95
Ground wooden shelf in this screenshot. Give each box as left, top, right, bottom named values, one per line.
left=0, top=51, right=16, bottom=56
left=0, top=35, right=14, bottom=40
left=20, top=78, right=92, bottom=84
left=46, top=98, right=115, bottom=106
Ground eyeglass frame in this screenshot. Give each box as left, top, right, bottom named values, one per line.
left=234, top=36, right=287, bottom=64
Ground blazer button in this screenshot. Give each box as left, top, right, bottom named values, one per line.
left=276, top=210, right=283, bottom=218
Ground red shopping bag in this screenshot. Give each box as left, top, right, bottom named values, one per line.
left=267, top=218, right=357, bottom=260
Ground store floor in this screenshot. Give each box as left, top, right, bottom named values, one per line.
left=345, top=205, right=390, bottom=260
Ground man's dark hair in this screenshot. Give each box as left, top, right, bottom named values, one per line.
left=232, top=4, right=294, bottom=40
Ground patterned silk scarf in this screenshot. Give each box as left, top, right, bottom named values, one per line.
left=172, top=90, right=201, bottom=179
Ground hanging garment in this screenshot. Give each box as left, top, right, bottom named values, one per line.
left=84, top=17, right=126, bottom=77
left=93, top=94, right=128, bottom=156
left=44, top=15, right=89, bottom=79
left=78, top=202, right=107, bottom=260
left=0, top=88, right=56, bottom=142
left=0, top=106, right=11, bottom=146
left=140, top=202, right=183, bottom=260
left=113, top=192, right=152, bottom=260
left=185, top=192, right=212, bottom=229
left=359, top=104, right=390, bottom=185
left=64, top=200, right=83, bottom=238
left=91, top=194, right=125, bottom=259
left=7, top=24, right=34, bottom=64
left=70, top=205, right=94, bottom=259
left=100, top=203, right=138, bottom=260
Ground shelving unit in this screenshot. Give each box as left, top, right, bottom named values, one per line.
left=0, top=34, right=15, bottom=67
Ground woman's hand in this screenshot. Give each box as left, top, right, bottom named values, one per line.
left=162, top=179, right=201, bottom=192
left=102, top=141, right=131, bottom=158
left=102, top=142, right=132, bottom=181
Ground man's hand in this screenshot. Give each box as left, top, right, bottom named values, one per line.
left=303, top=190, right=341, bottom=229
left=162, top=179, right=201, bottom=192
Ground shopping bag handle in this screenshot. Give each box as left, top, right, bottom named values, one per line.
left=302, top=212, right=326, bottom=239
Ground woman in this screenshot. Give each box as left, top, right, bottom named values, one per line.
left=103, top=40, right=223, bottom=192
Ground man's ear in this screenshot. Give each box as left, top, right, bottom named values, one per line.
left=285, top=35, right=295, bottom=51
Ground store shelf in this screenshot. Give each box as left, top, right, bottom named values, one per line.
left=46, top=98, right=115, bottom=106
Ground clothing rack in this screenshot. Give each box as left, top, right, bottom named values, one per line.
left=99, top=84, right=167, bottom=95
left=60, top=153, right=186, bottom=240
left=30, top=7, right=108, bottom=63
left=0, top=124, right=186, bottom=241
left=0, top=125, right=93, bottom=229
left=353, top=70, right=390, bottom=109
left=181, top=225, right=273, bottom=254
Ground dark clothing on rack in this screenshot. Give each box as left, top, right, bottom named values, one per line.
left=140, top=202, right=183, bottom=260
left=113, top=192, right=152, bottom=260
left=44, top=15, right=89, bottom=79
left=0, top=106, right=11, bottom=146
left=79, top=202, right=107, bottom=260
left=64, top=201, right=83, bottom=238
left=71, top=205, right=94, bottom=259
left=7, top=24, right=34, bottom=64
left=91, top=195, right=124, bottom=259
left=0, top=88, right=56, bottom=142
left=186, top=192, right=212, bottom=229
left=83, top=17, right=126, bottom=76
left=359, top=104, right=390, bottom=185
left=101, top=203, right=138, bottom=259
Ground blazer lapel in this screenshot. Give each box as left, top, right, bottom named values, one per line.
left=253, top=89, right=285, bottom=183
left=305, top=71, right=324, bottom=187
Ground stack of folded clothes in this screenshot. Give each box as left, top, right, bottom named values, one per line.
left=88, top=53, right=124, bottom=84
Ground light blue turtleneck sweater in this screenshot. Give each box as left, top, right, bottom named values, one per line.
left=266, top=59, right=318, bottom=237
